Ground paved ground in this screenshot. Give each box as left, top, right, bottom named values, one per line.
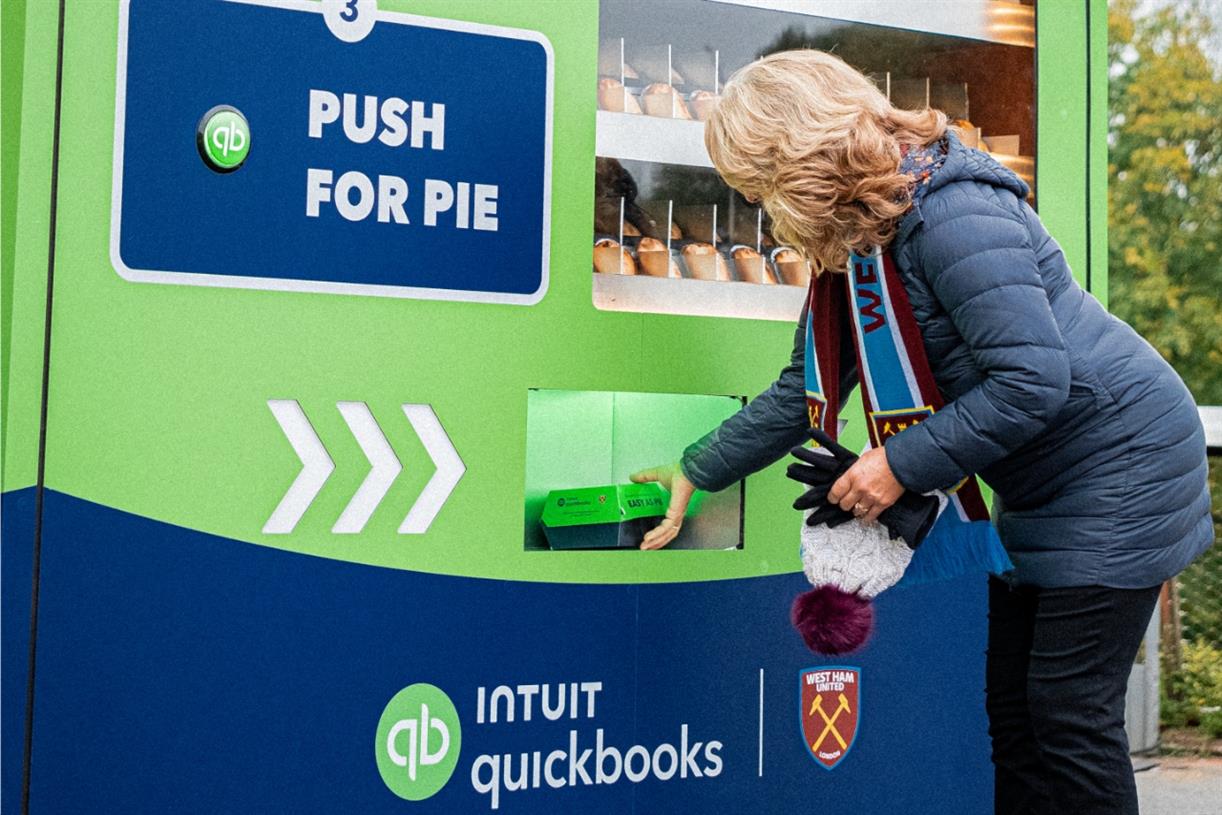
left=1135, top=757, right=1222, bottom=814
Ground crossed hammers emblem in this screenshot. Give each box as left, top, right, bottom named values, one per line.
left=809, top=692, right=850, bottom=752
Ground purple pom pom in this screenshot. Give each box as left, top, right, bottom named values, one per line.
left=791, top=585, right=874, bottom=655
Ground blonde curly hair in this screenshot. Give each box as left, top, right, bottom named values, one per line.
left=705, top=49, right=947, bottom=273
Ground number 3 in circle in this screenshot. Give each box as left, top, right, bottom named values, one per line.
left=323, top=0, right=376, bottom=43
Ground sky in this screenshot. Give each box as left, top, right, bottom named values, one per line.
left=1131, top=0, right=1222, bottom=60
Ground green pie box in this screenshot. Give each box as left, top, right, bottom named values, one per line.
left=540, top=482, right=674, bottom=550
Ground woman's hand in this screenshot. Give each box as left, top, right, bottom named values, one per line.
left=827, top=446, right=904, bottom=523
left=629, top=463, right=696, bottom=550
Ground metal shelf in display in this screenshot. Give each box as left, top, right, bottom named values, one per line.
left=593, top=273, right=807, bottom=322
left=597, top=113, right=1035, bottom=189
left=596, top=110, right=713, bottom=169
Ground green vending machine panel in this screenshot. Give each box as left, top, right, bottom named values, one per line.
left=1, top=1, right=1106, bottom=811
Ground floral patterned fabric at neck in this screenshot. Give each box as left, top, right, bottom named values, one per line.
left=899, top=137, right=949, bottom=199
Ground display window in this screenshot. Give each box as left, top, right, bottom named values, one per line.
left=524, top=390, right=745, bottom=551
left=592, top=0, right=1037, bottom=320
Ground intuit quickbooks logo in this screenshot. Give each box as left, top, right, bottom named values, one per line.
left=375, top=679, right=724, bottom=809
left=375, top=683, right=462, bottom=801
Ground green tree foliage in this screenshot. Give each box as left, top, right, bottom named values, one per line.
left=1180, top=458, right=1222, bottom=643
left=1108, top=0, right=1222, bottom=404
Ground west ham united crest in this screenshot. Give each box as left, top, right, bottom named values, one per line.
left=799, top=666, right=860, bottom=770
left=868, top=407, right=933, bottom=444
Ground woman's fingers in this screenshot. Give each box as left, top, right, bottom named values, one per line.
left=641, top=470, right=693, bottom=550
left=829, top=447, right=904, bottom=521
left=630, top=464, right=674, bottom=492
left=830, top=472, right=872, bottom=515
left=828, top=470, right=853, bottom=507
left=862, top=502, right=888, bottom=524
left=640, top=518, right=680, bottom=550
left=640, top=522, right=679, bottom=547
left=838, top=490, right=866, bottom=514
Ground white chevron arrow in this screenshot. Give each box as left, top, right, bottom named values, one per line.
left=263, top=400, right=335, bottom=534
left=264, top=400, right=464, bottom=534
left=400, top=404, right=466, bottom=534
left=333, top=401, right=403, bottom=534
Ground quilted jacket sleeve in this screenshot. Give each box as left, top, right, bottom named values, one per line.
left=680, top=307, right=858, bottom=493
left=885, top=188, right=1071, bottom=494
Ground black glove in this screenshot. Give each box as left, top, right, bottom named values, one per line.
left=881, top=489, right=941, bottom=551
left=787, top=428, right=941, bottom=549
left=786, top=429, right=856, bottom=529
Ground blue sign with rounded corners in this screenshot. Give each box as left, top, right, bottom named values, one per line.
left=112, top=0, right=553, bottom=304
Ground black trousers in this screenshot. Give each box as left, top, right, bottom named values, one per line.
left=986, top=576, right=1160, bottom=815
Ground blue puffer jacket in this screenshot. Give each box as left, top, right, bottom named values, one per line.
left=682, top=131, right=1212, bottom=588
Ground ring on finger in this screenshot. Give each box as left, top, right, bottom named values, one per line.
left=853, top=502, right=869, bottom=517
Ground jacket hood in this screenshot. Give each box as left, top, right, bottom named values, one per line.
left=921, top=129, right=1029, bottom=200
left=896, top=129, right=1029, bottom=246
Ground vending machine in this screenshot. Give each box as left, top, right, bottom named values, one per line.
left=1, top=1, right=1107, bottom=811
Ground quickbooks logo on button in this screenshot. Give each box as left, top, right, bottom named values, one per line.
left=376, top=683, right=462, bottom=801
left=196, top=105, right=250, bottom=173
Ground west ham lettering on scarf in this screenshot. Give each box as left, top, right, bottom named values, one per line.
left=853, top=260, right=887, bottom=334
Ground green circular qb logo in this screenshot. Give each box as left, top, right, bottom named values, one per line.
left=196, top=105, right=250, bottom=173
left=375, top=683, right=462, bottom=800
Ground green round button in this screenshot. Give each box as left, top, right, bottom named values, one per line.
left=196, top=105, right=250, bottom=173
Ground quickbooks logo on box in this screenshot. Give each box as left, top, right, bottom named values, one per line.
left=375, top=683, right=462, bottom=801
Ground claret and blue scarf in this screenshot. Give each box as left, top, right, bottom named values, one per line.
left=788, top=160, right=1013, bottom=653
left=804, top=247, right=1013, bottom=584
